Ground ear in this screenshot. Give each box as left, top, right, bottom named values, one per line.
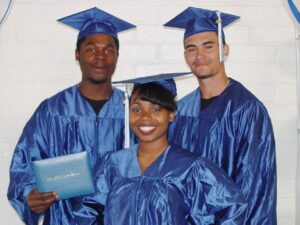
left=168, top=111, right=176, bottom=122
left=223, top=44, right=229, bottom=58
left=75, top=49, right=80, bottom=61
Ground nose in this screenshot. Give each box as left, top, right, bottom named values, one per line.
left=196, top=47, right=205, bottom=59
left=94, top=49, right=105, bottom=60
left=140, top=110, right=152, bottom=121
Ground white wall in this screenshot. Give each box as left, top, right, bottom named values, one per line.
left=0, top=0, right=297, bottom=224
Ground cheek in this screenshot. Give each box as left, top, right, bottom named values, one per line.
left=158, top=115, right=171, bottom=127
left=184, top=55, right=194, bottom=65
left=129, top=114, right=138, bottom=126
left=80, top=53, right=93, bottom=62
left=107, top=54, right=118, bottom=65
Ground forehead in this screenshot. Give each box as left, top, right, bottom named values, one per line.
left=184, top=31, right=218, bottom=45
left=130, top=91, right=141, bottom=102
left=82, top=33, right=115, bottom=46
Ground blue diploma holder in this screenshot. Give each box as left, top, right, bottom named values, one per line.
left=32, top=151, right=95, bottom=200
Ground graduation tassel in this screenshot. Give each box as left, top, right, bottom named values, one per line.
left=124, top=84, right=130, bottom=148
left=216, top=10, right=224, bottom=62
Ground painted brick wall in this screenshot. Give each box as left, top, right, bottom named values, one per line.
left=0, top=0, right=297, bottom=224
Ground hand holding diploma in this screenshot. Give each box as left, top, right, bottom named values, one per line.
left=26, top=188, right=58, bottom=214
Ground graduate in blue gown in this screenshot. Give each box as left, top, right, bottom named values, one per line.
left=7, top=7, right=135, bottom=225
left=74, top=74, right=247, bottom=225
left=165, top=7, right=277, bottom=225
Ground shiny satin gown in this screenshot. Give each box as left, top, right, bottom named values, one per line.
left=7, top=85, right=126, bottom=225
left=169, top=78, right=277, bottom=225
left=75, top=144, right=247, bottom=225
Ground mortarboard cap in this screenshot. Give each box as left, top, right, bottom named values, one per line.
left=164, top=7, right=239, bottom=62
left=113, top=72, right=192, bottom=97
left=164, top=7, right=239, bottom=40
left=113, top=72, right=192, bottom=148
left=57, top=7, right=136, bottom=40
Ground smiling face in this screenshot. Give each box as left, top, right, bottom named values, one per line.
left=184, top=31, right=228, bottom=80
left=75, top=33, right=118, bottom=85
left=129, top=92, right=175, bottom=145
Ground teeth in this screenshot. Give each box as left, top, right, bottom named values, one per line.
left=139, top=126, right=156, bottom=132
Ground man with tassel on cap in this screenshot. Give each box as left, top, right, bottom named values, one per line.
left=7, top=7, right=135, bottom=225
left=165, top=7, right=276, bottom=225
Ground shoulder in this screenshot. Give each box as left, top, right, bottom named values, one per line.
left=40, top=85, right=78, bottom=114
left=45, top=85, right=77, bottom=103
left=168, top=145, right=197, bottom=160
left=165, top=145, right=201, bottom=173
left=177, top=89, right=199, bottom=107
left=175, top=89, right=199, bottom=116
left=112, top=86, right=124, bottom=96
left=108, top=145, right=136, bottom=165
left=28, top=86, right=76, bottom=117
left=226, top=79, right=264, bottom=107
left=209, top=79, right=270, bottom=118
left=107, top=87, right=125, bottom=107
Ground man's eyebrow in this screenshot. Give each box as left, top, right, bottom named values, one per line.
left=184, top=44, right=196, bottom=49
left=185, top=41, right=216, bottom=49
left=203, top=41, right=215, bottom=45
left=82, top=42, right=115, bottom=48
left=82, top=41, right=95, bottom=47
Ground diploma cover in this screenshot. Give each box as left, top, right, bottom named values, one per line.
left=32, top=151, right=95, bottom=200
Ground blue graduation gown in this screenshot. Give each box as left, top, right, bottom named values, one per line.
left=75, top=144, right=247, bottom=225
left=169, top=78, right=276, bottom=225
left=7, top=85, right=126, bottom=225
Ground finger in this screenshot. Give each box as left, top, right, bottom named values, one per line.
left=28, top=191, right=56, bottom=201
left=28, top=194, right=57, bottom=208
left=29, top=196, right=57, bottom=213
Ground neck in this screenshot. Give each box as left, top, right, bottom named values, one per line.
left=138, top=138, right=169, bottom=158
left=198, top=71, right=229, bottom=99
left=78, top=80, right=112, bottom=100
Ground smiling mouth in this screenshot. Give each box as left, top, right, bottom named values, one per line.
left=92, top=66, right=108, bottom=71
left=194, top=62, right=210, bottom=67
left=138, top=126, right=156, bottom=133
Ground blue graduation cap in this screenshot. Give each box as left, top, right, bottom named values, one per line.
left=164, top=7, right=240, bottom=61
left=57, top=7, right=136, bottom=40
left=113, top=72, right=192, bottom=148
left=113, top=72, right=192, bottom=97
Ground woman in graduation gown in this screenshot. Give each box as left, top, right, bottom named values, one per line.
left=75, top=75, right=247, bottom=225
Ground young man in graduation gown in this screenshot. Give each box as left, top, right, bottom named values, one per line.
left=165, top=7, right=277, bottom=225
left=7, top=7, right=135, bottom=225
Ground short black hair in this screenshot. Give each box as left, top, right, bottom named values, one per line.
left=76, top=36, right=120, bottom=52
left=131, top=83, right=176, bottom=112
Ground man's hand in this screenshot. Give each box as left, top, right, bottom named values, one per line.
left=26, top=189, right=59, bottom=214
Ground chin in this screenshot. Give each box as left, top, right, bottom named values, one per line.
left=196, top=74, right=213, bottom=80
left=89, top=77, right=109, bottom=84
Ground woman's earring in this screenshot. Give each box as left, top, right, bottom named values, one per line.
left=224, top=55, right=228, bottom=62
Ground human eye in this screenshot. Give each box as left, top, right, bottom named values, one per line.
left=105, top=47, right=116, bottom=55
left=185, top=46, right=196, bottom=53
left=130, top=105, right=141, bottom=113
left=85, top=47, right=95, bottom=53
left=152, top=105, right=161, bottom=112
left=203, top=42, right=214, bottom=50
left=204, top=44, right=213, bottom=49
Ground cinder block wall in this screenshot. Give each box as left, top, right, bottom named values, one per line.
left=0, top=0, right=296, bottom=224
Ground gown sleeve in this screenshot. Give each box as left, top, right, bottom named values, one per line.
left=7, top=101, right=49, bottom=225
left=187, top=158, right=247, bottom=225
left=73, top=153, right=111, bottom=225
left=236, top=101, right=276, bottom=224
